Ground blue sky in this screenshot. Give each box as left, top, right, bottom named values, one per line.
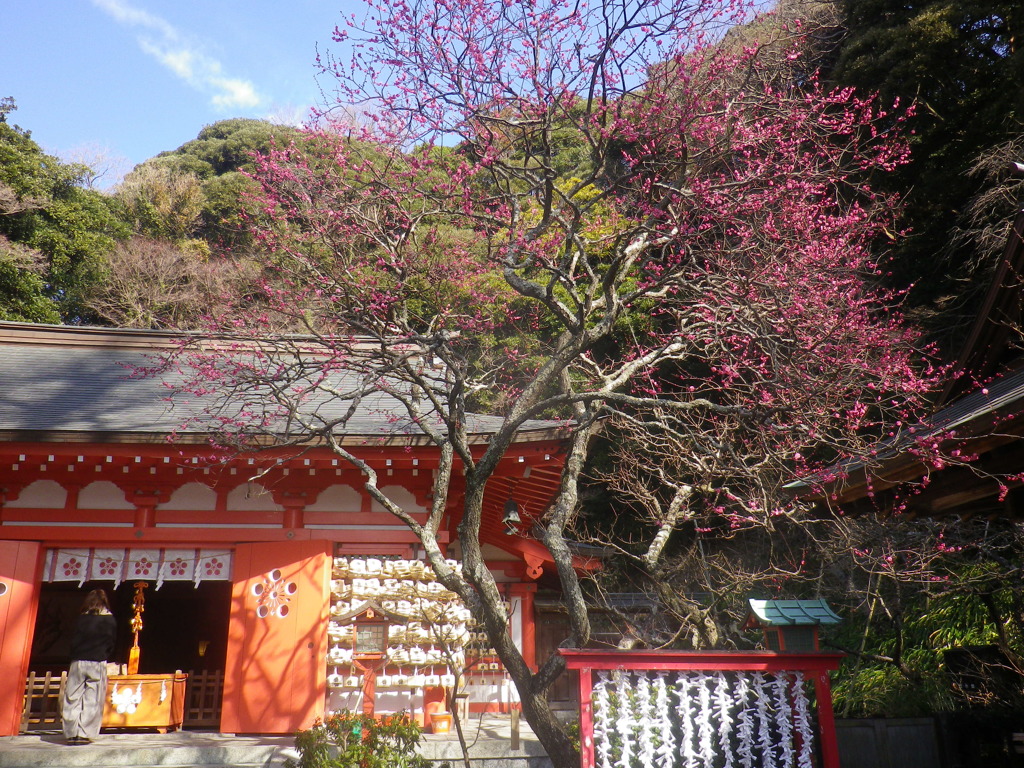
left=1, top=0, right=361, bottom=185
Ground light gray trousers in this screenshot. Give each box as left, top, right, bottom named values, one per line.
left=62, top=660, right=107, bottom=740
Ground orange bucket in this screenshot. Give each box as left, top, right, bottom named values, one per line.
left=430, top=712, right=453, bottom=734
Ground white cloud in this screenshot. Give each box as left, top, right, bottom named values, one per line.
left=138, top=40, right=197, bottom=80
left=91, top=0, right=264, bottom=111
left=91, top=0, right=176, bottom=37
left=210, top=79, right=261, bottom=110
left=263, top=103, right=312, bottom=128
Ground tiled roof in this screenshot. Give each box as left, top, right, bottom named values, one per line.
left=785, top=364, right=1024, bottom=497
left=747, top=599, right=841, bottom=626
left=0, top=322, right=563, bottom=444
left=929, top=365, right=1024, bottom=436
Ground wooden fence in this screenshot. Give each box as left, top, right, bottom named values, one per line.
left=21, top=670, right=65, bottom=732
left=836, top=718, right=945, bottom=768
left=183, top=669, right=223, bottom=728
left=21, top=669, right=224, bottom=732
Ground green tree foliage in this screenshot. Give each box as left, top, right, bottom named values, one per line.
left=86, top=118, right=318, bottom=329
left=198, top=171, right=256, bottom=248
left=114, top=164, right=206, bottom=246
left=0, top=236, right=60, bottom=323
left=0, top=98, right=126, bottom=322
left=134, top=118, right=303, bottom=248
left=159, top=118, right=301, bottom=177
left=826, top=0, right=1023, bottom=335
left=833, top=558, right=1024, bottom=719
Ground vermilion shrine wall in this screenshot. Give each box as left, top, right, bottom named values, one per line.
left=0, top=442, right=561, bottom=736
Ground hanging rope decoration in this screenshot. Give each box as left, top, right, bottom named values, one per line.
left=676, top=674, right=697, bottom=767
left=591, top=670, right=815, bottom=768
left=636, top=672, right=655, bottom=768
left=654, top=673, right=675, bottom=768
left=793, top=673, right=815, bottom=768
left=754, top=672, right=776, bottom=768
left=715, top=672, right=736, bottom=768
left=736, top=674, right=756, bottom=768
left=773, top=675, right=794, bottom=768
left=615, top=671, right=634, bottom=768
left=594, top=671, right=614, bottom=768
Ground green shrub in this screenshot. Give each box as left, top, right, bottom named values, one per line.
left=287, top=711, right=431, bottom=768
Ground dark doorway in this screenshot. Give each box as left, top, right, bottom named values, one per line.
left=535, top=605, right=578, bottom=710
left=26, top=579, right=231, bottom=732
left=30, top=580, right=230, bottom=676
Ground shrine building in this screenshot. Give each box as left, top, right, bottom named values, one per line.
left=0, top=321, right=568, bottom=736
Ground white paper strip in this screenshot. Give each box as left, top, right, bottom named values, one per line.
left=47, top=549, right=92, bottom=586
left=716, top=673, right=736, bottom=768
left=774, top=675, right=795, bottom=768
left=89, top=549, right=128, bottom=588
left=44, top=547, right=232, bottom=588
left=615, top=672, right=633, bottom=768
left=654, top=673, right=676, bottom=768
left=125, top=549, right=162, bottom=581
left=195, top=549, right=231, bottom=584
left=594, top=671, right=614, bottom=768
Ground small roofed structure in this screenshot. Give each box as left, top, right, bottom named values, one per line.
left=745, top=598, right=841, bottom=653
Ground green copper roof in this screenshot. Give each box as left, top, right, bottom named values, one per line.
left=748, top=599, right=841, bottom=626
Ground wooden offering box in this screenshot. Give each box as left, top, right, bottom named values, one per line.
left=102, top=672, right=188, bottom=732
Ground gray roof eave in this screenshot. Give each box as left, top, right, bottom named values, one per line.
left=0, top=425, right=568, bottom=447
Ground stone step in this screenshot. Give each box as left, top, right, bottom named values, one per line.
left=0, top=722, right=553, bottom=768
left=0, top=733, right=295, bottom=768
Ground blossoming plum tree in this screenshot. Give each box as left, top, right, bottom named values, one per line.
left=171, top=0, right=943, bottom=763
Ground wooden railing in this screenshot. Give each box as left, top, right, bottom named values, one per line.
left=184, top=669, right=224, bottom=728
left=21, top=670, right=65, bottom=732
left=22, top=668, right=224, bottom=732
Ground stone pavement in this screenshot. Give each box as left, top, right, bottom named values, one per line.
left=0, top=716, right=553, bottom=768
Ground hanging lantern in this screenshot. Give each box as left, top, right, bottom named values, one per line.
left=502, top=498, right=521, bottom=535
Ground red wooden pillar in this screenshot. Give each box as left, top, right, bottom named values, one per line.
left=282, top=504, right=304, bottom=531
left=129, top=491, right=168, bottom=531
left=423, top=684, right=447, bottom=722
left=0, top=541, right=43, bottom=736
left=352, top=658, right=383, bottom=716
left=578, top=666, right=594, bottom=768
left=361, top=673, right=376, bottom=716
left=221, top=540, right=331, bottom=734
left=814, top=669, right=840, bottom=768
left=509, top=582, right=537, bottom=670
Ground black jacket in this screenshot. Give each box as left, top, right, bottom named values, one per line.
left=69, top=613, right=117, bottom=662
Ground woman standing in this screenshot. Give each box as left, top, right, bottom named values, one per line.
left=61, top=589, right=117, bottom=745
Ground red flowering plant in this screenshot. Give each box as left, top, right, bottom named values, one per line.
left=157, top=1, right=949, bottom=763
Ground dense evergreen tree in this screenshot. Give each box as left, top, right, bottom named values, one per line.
left=0, top=98, right=126, bottom=322
left=130, top=118, right=303, bottom=248
left=826, top=0, right=1023, bottom=339
left=0, top=237, right=59, bottom=323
